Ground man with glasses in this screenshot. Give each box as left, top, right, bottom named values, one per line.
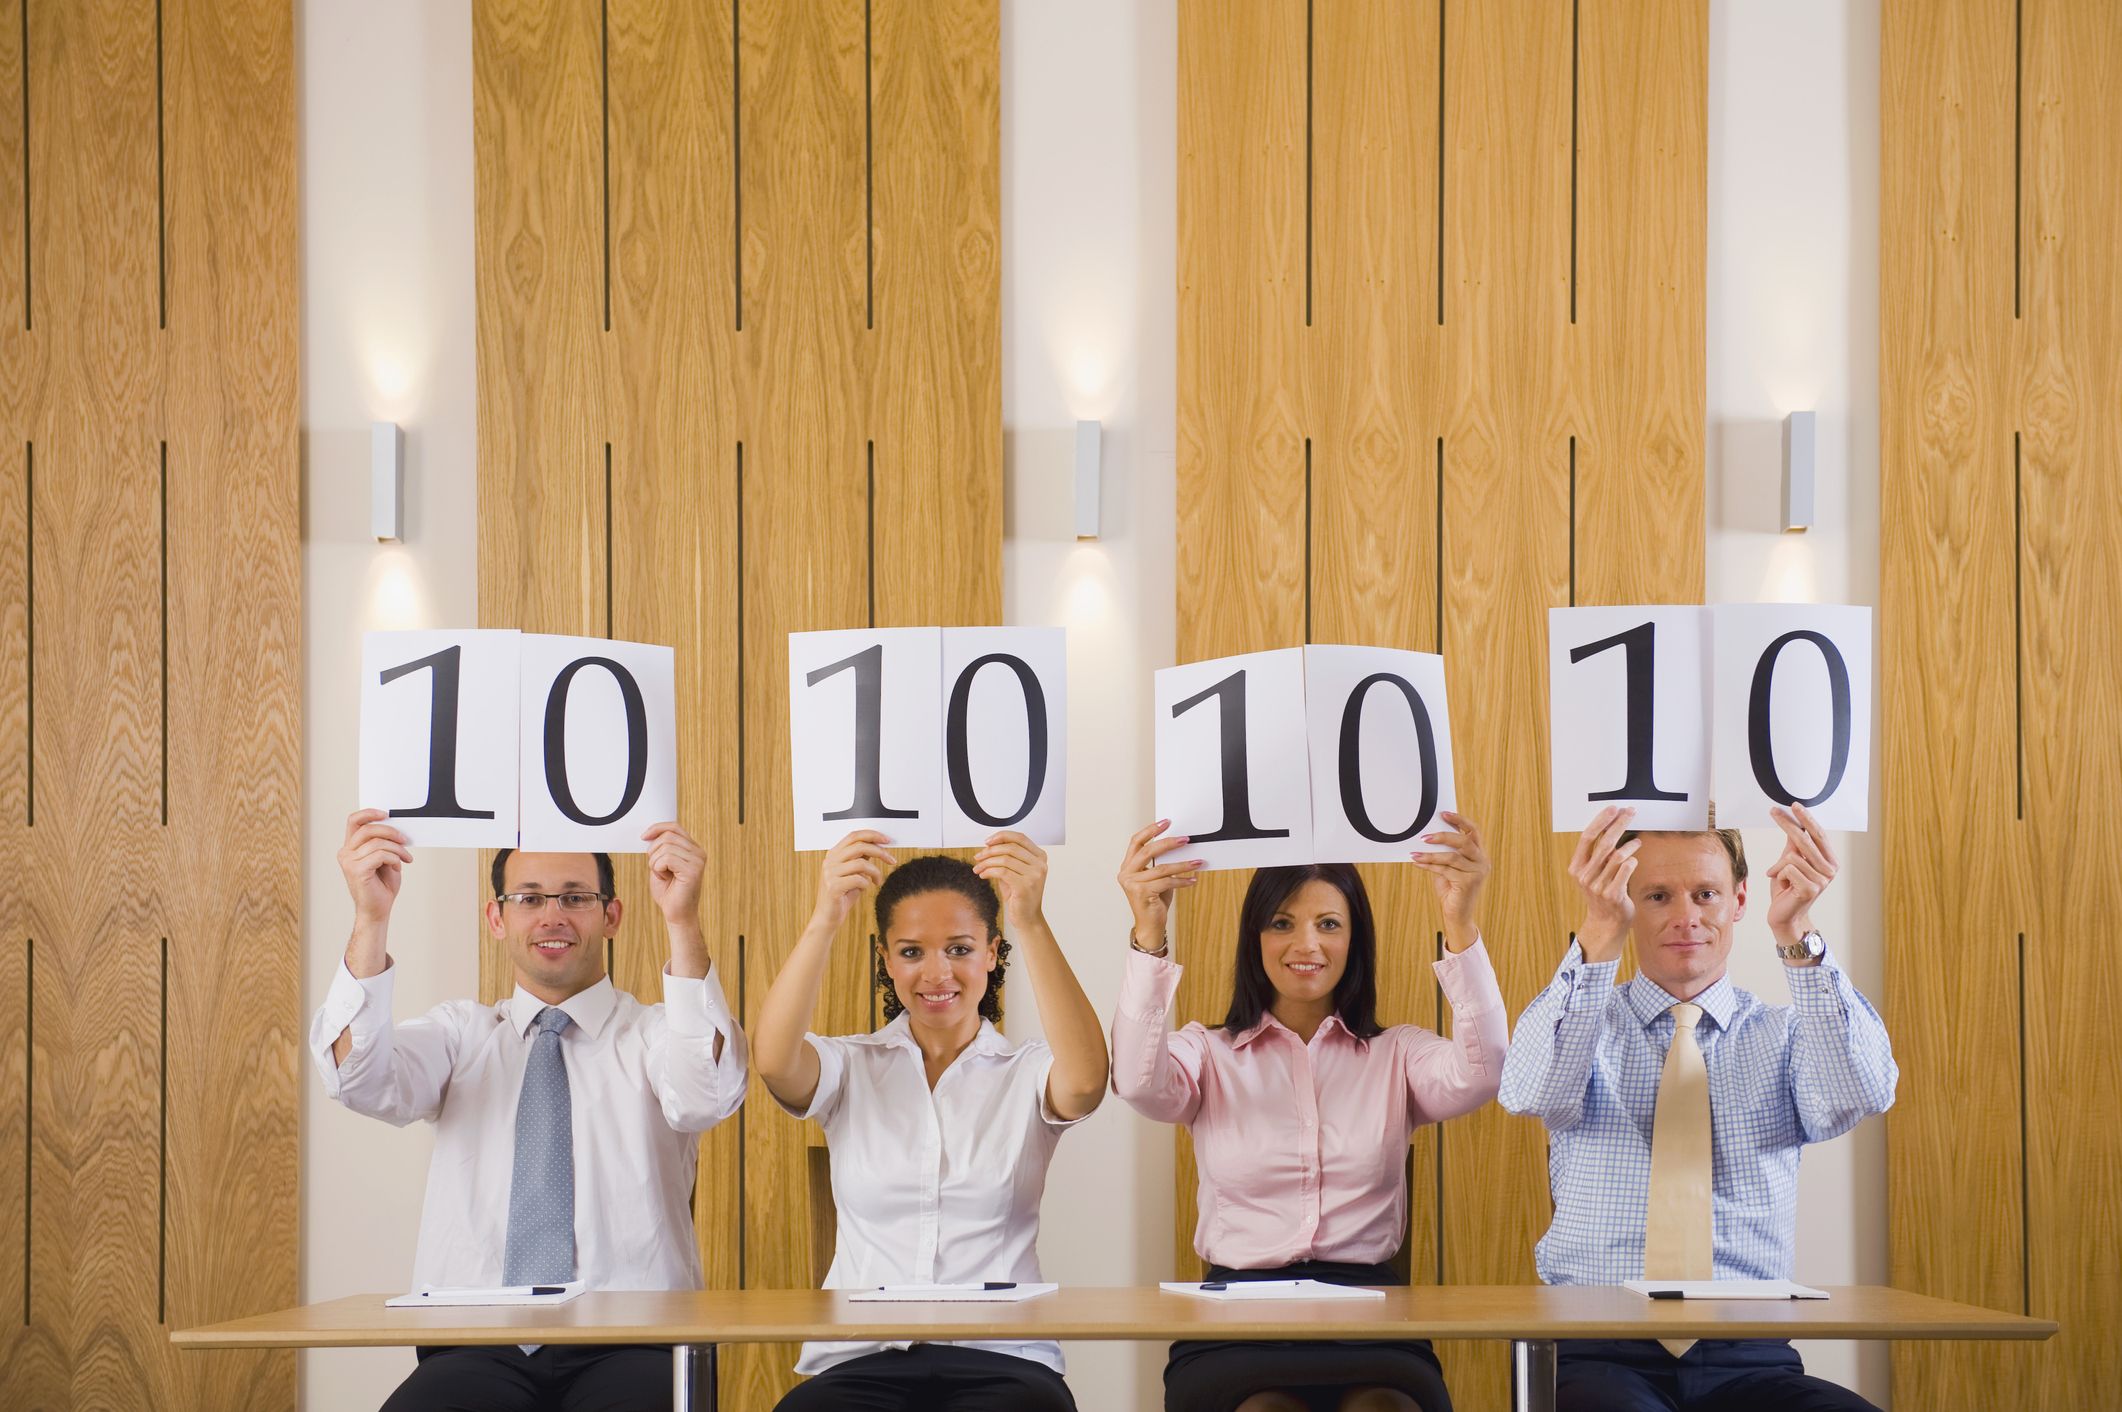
left=312, top=810, right=747, bottom=1412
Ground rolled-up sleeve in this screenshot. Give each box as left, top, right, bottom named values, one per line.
left=307, top=960, right=455, bottom=1126
left=1499, top=942, right=1618, bottom=1131
left=1109, top=948, right=1205, bottom=1126
left=645, top=964, right=750, bottom=1133
left=1786, top=954, right=1899, bottom=1143
left=1403, top=937, right=1509, bottom=1122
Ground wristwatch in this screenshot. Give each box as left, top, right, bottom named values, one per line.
left=1776, top=929, right=1826, bottom=963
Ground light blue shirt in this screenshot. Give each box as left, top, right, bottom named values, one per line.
left=1499, top=943, right=1898, bottom=1285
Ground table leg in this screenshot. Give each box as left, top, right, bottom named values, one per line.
left=1511, top=1338, right=1558, bottom=1412
left=672, top=1343, right=717, bottom=1412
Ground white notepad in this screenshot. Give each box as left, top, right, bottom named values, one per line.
left=386, top=1282, right=586, bottom=1308
left=1622, top=1280, right=1829, bottom=1300
left=848, top=1283, right=1059, bottom=1303
left=1161, top=1280, right=1386, bottom=1302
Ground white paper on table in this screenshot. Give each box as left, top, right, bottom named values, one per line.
left=1160, top=1280, right=1386, bottom=1302
left=789, top=629, right=944, bottom=850
left=1622, top=1279, right=1828, bottom=1300
left=359, top=629, right=522, bottom=849
left=1549, top=607, right=1711, bottom=831
left=1304, top=645, right=1458, bottom=861
left=385, top=1282, right=586, bottom=1308
left=517, top=636, right=678, bottom=852
left=1154, top=650, right=1314, bottom=871
left=1709, top=604, right=1872, bottom=830
left=940, top=627, right=1067, bottom=846
left=847, top=1283, right=1059, bottom=1303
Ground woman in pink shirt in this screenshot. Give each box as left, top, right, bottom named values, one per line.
left=1110, top=814, right=1509, bottom=1412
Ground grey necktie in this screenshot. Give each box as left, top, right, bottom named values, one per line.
left=503, top=1007, right=576, bottom=1285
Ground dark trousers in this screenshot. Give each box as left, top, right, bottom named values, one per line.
left=1555, top=1339, right=1880, bottom=1412
left=1163, top=1260, right=1452, bottom=1412
left=772, top=1344, right=1077, bottom=1412
left=379, top=1344, right=674, bottom=1412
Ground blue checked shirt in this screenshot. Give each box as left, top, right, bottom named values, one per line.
left=1499, top=943, right=1898, bottom=1285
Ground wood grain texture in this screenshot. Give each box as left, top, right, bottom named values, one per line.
left=1177, top=18, right=1703, bottom=1409
left=1879, top=1, right=2037, bottom=1407
left=2011, top=2, right=2122, bottom=1406
left=732, top=0, right=870, bottom=1402
left=0, top=0, right=22, bottom=338
left=1172, top=0, right=1308, bottom=1282
left=604, top=0, right=744, bottom=1307
left=12, top=2, right=164, bottom=1408
left=156, top=1, right=301, bottom=1408
left=478, top=1, right=1000, bottom=1405
left=1568, top=0, right=1705, bottom=608
left=172, top=1284, right=2058, bottom=1349
left=1434, top=5, right=1577, bottom=1403
left=868, top=0, right=1000, bottom=630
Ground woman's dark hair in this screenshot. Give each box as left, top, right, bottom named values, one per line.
left=1221, top=862, right=1384, bottom=1039
left=491, top=849, right=615, bottom=898
left=871, top=855, right=1013, bottom=1024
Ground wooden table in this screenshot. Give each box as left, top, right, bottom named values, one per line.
left=173, top=1284, right=2054, bottom=1412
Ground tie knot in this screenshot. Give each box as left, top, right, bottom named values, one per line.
left=1670, top=1001, right=1703, bottom=1030
left=533, top=1007, right=573, bottom=1037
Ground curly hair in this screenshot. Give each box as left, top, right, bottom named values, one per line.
left=870, top=854, right=1012, bottom=1024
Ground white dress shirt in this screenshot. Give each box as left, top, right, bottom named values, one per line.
left=309, top=961, right=748, bottom=1293
left=782, top=1015, right=1087, bottom=1377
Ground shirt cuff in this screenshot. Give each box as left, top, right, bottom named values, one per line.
left=1558, top=942, right=1621, bottom=1011
left=1116, top=945, right=1183, bottom=1022
left=1784, top=950, right=1852, bottom=1009
left=661, top=963, right=737, bottom=1040
left=1433, top=936, right=1505, bottom=1015
left=320, top=959, right=392, bottom=1039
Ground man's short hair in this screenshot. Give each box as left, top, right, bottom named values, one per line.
left=490, top=849, right=617, bottom=898
left=1618, top=828, right=1748, bottom=885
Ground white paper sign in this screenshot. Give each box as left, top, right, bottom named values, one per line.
left=1710, top=604, right=1872, bottom=829
left=1155, top=649, right=1313, bottom=871
left=518, top=635, right=678, bottom=851
left=940, top=627, right=1067, bottom=846
left=359, top=629, right=522, bottom=848
left=789, top=629, right=944, bottom=850
left=1549, top=607, right=1711, bottom=831
left=1304, top=645, right=1458, bottom=863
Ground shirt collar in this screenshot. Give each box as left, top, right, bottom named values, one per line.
left=1625, top=970, right=1738, bottom=1033
left=1230, top=1009, right=1366, bottom=1050
left=508, top=974, right=617, bottom=1040
left=869, top=1011, right=1011, bottom=1059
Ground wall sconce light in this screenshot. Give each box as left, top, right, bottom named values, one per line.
left=372, top=420, right=403, bottom=542
left=1075, top=419, right=1101, bottom=540
left=1781, top=410, right=1815, bottom=533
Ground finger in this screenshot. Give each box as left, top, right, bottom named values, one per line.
left=1143, top=833, right=1196, bottom=861
left=837, top=830, right=895, bottom=850
left=1127, top=820, right=1173, bottom=852
left=1136, top=860, right=1204, bottom=883
left=1570, top=808, right=1618, bottom=872
left=347, top=808, right=389, bottom=835
left=351, top=842, right=413, bottom=872
left=984, top=830, right=1034, bottom=850
left=1790, top=804, right=1842, bottom=870
left=350, top=820, right=411, bottom=848
left=1781, top=858, right=1831, bottom=893
left=979, top=839, right=1042, bottom=868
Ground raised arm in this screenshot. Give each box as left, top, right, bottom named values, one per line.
left=1108, top=820, right=1210, bottom=1123
left=1403, top=812, right=1507, bottom=1116
left=1498, top=807, right=1635, bottom=1128
left=752, top=832, right=894, bottom=1114
left=975, top=832, right=1108, bottom=1121
left=330, top=808, right=410, bottom=1064
left=639, top=821, right=747, bottom=1129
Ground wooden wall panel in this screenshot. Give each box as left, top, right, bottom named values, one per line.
left=1879, top=0, right=2122, bottom=1405
left=158, top=2, right=301, bottom=1409
left=478, top=3, right=1000, bottom=1406
left=1181, top=4, right=1703, bottom=1409
left=2005, top=2, right=2117, bottom=1405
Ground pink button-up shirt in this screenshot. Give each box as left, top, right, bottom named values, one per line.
left=1112, top=940, right=1508, bottom=1270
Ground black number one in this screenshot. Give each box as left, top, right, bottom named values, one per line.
left=542, top=657, right=649, bottom=826
left=380, top=645, right=496, bottom=820
left=809, top=644, right=919, bottom=821
left=1570, top=622, right=1689, bottom=802
left=946, top=654, right=1049, bottom=828
left=1747, top=630, right=1852, bottom=806
left=1337, top=673, right=1440, bottom=843
left=1171, top=670, right=1290, bottom=842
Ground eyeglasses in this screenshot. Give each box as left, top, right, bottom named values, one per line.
left=498, top=891, right=612, bottom=913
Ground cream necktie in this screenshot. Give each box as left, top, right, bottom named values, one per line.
left=1644, top=1000, right=1712, bottom=1358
